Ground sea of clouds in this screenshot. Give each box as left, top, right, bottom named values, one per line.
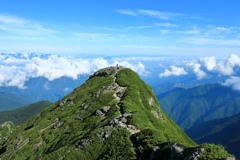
left=159, top=54, right=240, bottom=90
left=1, top=53, right=240, bottom=91
left=0, top=53, right=149, bottom=89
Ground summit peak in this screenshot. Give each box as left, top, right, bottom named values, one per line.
left=89, top=65, right=124, bottom=79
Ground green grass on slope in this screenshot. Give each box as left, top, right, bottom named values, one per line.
left=0, top=121, right=16, bottom=142
left=199, top=143, right=234, bottom=159
left=0, top=68, right=233, bottom=160
left=116, top=68, right=196, bottom=147
left=0, top=101, right=53, bottom=126
left=0, top=75, right=123, bottom=159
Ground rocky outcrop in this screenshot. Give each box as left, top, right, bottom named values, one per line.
left=89, top=66, right=140, bottom=141
left=89, top=66, right=124, bottom=79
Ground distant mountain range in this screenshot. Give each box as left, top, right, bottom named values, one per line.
left=0, top=76, right=87, bottom=111
left=0, top=91, right=31, bottom=111
left=185, top=112, right=240, bottom=159
left=157, top=83, right=240, bottom=130
left=0, top=101, right=53, bottom=126
left=152, top=72, right=230, bottom=95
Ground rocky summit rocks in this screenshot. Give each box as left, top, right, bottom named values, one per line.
left=0, top=66, right=235, bottom=160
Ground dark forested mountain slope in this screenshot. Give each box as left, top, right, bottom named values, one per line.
left=157, top=83, right=240, bottom=130
left=0, top=101, right=53, bottom=126
left=186, top=113, right=240, bottom=159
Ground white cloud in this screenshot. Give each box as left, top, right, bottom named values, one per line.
left=115, top=10, right=138, bottom=16
left=159, top=30, right=169, bottom=34
left=221, top=76, right=240, bottom=91
left=73, top=33, right=111, bottom=42
left=227, top=54, right=240, bottom=67
left=197, top=54, right=240, bottom=76
left=186, top=61, right=208, bottom=80
left=2, top=56, right=30, bottom=64
left=155, top=22, right=178, bottom=27
left=26, top=55, right=109, bottom=80
left=184, top=37, right=240, bottom=45
left=208, top=54, right=240, bottom=76
left=126, top=22, right=177, bottom=30
left=199, top=56, right=216, bottom=71
left=183, top=30, right=201, bottom=34
left=0, top=14, right=58, bottom=36
left=113, top=61, right=150, bottom=76
left=137, top=10, right=185, bottom=20
left=126, top=26, right=152, bottom=29
left=0, top=53, right=150, bottom=88
left=205, top=26, right=239, bottom=36
left=214, top=61, right=234, bottom=75
left=116, top=9, right=186, bottom=20
left=0, top=65, right=27, bottom=89
left=113, top=56, right=175, bottom=61
left=159, top=65, right=187, bottom=77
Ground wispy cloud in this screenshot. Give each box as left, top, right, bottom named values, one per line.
left=137, top=10, right=185, bottom=20
left=204, top=26, right=237, bottom=36
left=126, top=22, right=177, bottom=30
left=0, top=14, right=59, bottom=36
left=184, top=37, right=240, bottom=45
left=155, top=22, right=178, bottom=27
left=73, top=32, right=113, bottom=42
left=126, top=25, right=152, bottom=29
left=115, top=10, right=138, bottom=16
left=159, top=30, right=169, bottom=34
left=0, top=36, right=46, bottom=40
left=183, top=29, right=201, bottom=34
left=116, top=9, right=186, bottom=20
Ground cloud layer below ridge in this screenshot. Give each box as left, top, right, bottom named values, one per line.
left=0, top=53, right=149, bottom=88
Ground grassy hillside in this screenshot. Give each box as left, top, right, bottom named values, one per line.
left=0, top=101, right=53, bottom=126
left=0, top=121, right=16, bottom=141
left=186, top=113, right=240, bottom=159
left=157, top=83, right=240, bottom=130
left=0, top=67, right=233, bottom=159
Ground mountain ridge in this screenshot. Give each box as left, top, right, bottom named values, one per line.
left=0, top=66, right=234, bottom=159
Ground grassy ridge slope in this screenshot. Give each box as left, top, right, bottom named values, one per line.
left=0, top=67, right=233, bottom=159
left=0, top=121, right=16, bottom=141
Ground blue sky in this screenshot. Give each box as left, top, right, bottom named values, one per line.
left=1, top=0, right=240, bottom=57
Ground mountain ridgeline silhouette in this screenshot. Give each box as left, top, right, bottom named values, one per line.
left=0, top=67, right=234, bottom=159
